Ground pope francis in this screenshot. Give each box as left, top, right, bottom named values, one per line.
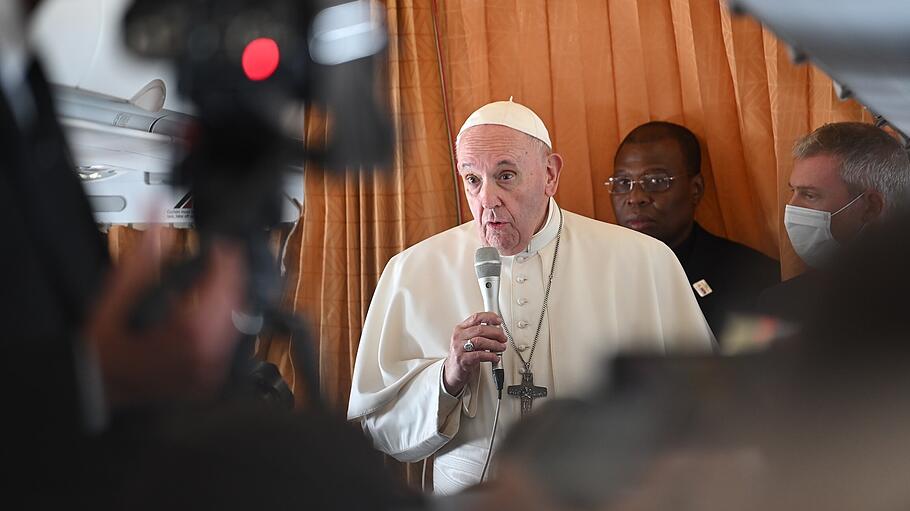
left=347, top=99, right=715, bottom=494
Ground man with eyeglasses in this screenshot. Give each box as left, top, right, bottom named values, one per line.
left=608, top=121, right=778, bottom=341
left=757, top=122, right=910, bottom=324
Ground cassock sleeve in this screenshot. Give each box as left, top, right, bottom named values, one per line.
left=347, top=255, right=480, bottom=462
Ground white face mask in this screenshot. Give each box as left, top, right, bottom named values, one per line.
left=784, top=192, right=865, bottom=268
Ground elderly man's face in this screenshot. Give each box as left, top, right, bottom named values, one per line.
left=788, top=154, right=874, bottom=243
left=456, top=125, right=561, bottom=256
left=610, top=139, right=703, bottom=248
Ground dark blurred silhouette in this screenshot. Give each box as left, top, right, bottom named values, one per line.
left=753, top=206, right=910, bottom=511
left=445, top=354, right=771, bottom=511
left=1, top=1, right=415, bottom=509
left=113, top=403, right=422, bottom=510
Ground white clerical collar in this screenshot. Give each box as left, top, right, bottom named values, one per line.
left=513, top=197, right=561, bottom=258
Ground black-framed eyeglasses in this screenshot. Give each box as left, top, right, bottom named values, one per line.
left=604, top=175, right=676, bottom=195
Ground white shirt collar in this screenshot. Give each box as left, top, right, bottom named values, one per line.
left=513, top=197, right=561, bottom=258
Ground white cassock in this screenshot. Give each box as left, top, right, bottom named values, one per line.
left=347, top=199, right=715, bottom=494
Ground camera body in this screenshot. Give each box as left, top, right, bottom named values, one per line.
left=121, top=0, right=392, bottom=405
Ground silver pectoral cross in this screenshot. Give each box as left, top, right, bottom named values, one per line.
left=507, top=371, right=547, bottom=417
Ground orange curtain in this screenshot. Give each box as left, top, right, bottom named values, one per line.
left=105, top=227, right=198, bottom=269
left=435, top=0, right=871, bottom=279
left=256, top=0, right=461, bottom=487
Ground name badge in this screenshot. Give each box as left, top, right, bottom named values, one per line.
left=692, top=279, right=713, bottom=297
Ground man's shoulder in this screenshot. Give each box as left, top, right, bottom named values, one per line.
left=692, top=225, right=778, bottom=273
left=761, top=271, right=819, bottom=297
left=756, top=271, right=822, bottom=321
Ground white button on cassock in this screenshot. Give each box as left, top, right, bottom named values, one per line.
left=517, top=298, right=529, bottom=306
left=517, top=344, right=529, bottom=352
left=516, top=275, right=528, bottom=283
left=517, top=320, right=529, bottom=329
left=516, top=256, right=528, bottom=263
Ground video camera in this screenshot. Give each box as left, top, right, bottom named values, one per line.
left=121, top=0, right=393, bottom=407
left=123, top=0, right=391, bottom=235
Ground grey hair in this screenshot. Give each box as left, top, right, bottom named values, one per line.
left=530, top=135, right=550, bottom=163
left=793, top=122, right=910, bottom=213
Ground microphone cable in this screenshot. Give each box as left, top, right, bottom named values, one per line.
left=481, top=354, right=504, bottom=483
left=480, top=392, right=501, bottom=483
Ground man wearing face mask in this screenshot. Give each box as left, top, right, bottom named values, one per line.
left=757, top=122, right=910, bottom=323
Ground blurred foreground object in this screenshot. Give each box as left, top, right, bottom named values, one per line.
left=123, top=0, right=393, bottom=172
left=753, top=207, right=910, bottom=511
left=453, top=354, right=771, bottom=511
left=120, top=0, right=393, bottom=406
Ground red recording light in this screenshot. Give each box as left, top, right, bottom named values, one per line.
left=242, top=38, right=281, bottom=81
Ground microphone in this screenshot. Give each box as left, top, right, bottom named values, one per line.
left=474, top=247, right=505, bottom=398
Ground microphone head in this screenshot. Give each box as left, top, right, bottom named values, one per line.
left=474, top=247, right=502, bottom=278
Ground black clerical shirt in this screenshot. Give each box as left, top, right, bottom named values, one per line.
left=672, top=223, right=780, bottom=340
